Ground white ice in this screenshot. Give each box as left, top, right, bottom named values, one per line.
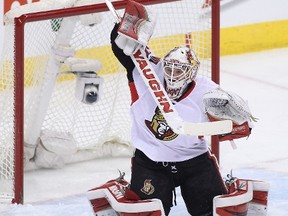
left=0, top=47, right=287, bottom=216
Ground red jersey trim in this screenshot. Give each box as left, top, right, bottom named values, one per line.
left=177, top=80, right=196, bottom=102
left=129, top=81, right=139, bottom=104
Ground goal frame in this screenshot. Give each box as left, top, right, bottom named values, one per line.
left=11, top=0, right=220, bottom=204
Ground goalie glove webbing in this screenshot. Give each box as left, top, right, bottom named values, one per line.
left=203, top=88, right=257, bottom=142
left=203, top=88, right=257, bottom=125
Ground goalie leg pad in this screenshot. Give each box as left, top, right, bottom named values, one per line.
left=215, top=178, right=270, bottom=216
left=213, top=179, right=253, bottom=216
left=87, top=178, right=165, bottom=216
left=248, top=180, right=269, bottom=216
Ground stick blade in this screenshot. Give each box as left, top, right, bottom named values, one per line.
left=183, top=120, right=233, bottom=136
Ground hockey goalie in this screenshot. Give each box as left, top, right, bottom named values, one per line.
left=86, top=0, right=269, bottom=215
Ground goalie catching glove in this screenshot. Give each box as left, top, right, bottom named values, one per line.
left=203, top=88, right=257, bottom=142
left=115, top=0, right=157, bottom=56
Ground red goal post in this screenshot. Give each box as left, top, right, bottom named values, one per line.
left=0, top=0, right=220, bottom=204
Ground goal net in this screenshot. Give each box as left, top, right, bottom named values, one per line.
left=0, top=0, right=219, bottom=203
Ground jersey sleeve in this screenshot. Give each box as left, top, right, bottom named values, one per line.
left=110, top=23, right=135, bottom=82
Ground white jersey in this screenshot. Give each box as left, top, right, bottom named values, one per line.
left=130, top=61, right=219, bottom=162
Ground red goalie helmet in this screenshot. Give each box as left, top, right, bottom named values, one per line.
left=163, top=46, right=200, bottom=100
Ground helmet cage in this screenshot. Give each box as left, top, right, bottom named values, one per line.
left=162, top=46, right=200, bottom=100
left=163, top=60, right=193, bottom=86
left=163, top=59, right=198, bottom=100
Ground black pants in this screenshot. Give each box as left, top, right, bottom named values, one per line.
left=130, top=149, right=227, bottom=216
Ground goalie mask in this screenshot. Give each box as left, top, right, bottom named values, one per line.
left=163, top=46, right=200, bottom=100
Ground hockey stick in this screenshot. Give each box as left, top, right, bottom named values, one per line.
left=104, top=0, right=232, bottom=136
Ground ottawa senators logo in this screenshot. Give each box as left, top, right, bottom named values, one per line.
left=140, top=179, right=155, bottom=195
left=145, top=107, right=178, bottom=141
